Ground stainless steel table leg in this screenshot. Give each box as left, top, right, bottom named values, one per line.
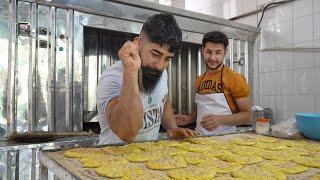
left=39, top=162, right=48, bottom=180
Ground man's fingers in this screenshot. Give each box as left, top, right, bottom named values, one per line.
left=168, top=128, right=199, bottom=139
left=193, top=130, right=199, bottom=136
left=166, top=130, right=173, bottom=138
left=185, top=128, right=192, bottom=136
left=201, top=119, right=211, bottom=126
left=121, top=41, right=139, bottom=59
left=202, top=114, right=211, bottom=119
left=186, top=129, right=197, bottom=137
left=205, top=124, right=218, bottom=131
left=180, top=129, right=189, bottom=138
left=201, top=116, right=211, bottom=122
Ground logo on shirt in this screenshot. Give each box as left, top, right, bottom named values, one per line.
left=142, top=106, right=163, bottom=129
left=148, top=95, right=152, bottom=104
left=199, top=80, right=223, bottom=93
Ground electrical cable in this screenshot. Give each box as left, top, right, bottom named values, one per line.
left=257, top=0, right=294, bottom=28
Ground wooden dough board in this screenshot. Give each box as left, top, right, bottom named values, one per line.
left=40, top=133, right=320, bottom=180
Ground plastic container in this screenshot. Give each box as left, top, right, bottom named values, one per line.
left=296, top=113, right=320, bottom=140
left=263, top=108, right=273, bottom=124
left=252, top=109, right=264, bottom=126
left=255, top=118, right=270, bottom=135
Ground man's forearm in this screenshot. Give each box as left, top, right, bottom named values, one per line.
left=189, top=109, right=197, bottom=123
left=109, top=72, right=143, bottom=140
left=162, top=100, right=178, bottom=130
left=219, top=111, right=251, bottom=126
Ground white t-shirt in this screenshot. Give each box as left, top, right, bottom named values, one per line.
left=96, top=61, right=168, bottom=145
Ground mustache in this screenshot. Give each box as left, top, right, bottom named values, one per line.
left=140, top=66, right=163, bottom=93
left=141, top=66, right=162, bottom=79
left=205, top=61, right=223, bottom=71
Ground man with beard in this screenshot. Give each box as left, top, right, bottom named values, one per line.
left=96, top=13, right=198, bottom=144
left=175, top=31, right=252, bottom=135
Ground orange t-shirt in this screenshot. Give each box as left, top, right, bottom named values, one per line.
left=195, top=66, right=250, bottom=114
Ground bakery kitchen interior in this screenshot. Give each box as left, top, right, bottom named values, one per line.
left=0, top=0, right=319, bottom=179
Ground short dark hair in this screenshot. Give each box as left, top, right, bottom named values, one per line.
left=202, top=31, right=229, bottom=49
left=141, top=13, right=182, bottom=53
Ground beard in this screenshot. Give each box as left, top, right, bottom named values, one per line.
left=140, top=66, right=163, bottom=93
left=205, top=60, right=224, bottom=71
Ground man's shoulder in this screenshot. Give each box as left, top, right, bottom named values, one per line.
left=223, top=66, right=248, bottom=88
left=100, top=61, right=123, bottom=78
left=196, top=72, right=206, bottom=81
left=224, top=66, right=246, bottom=79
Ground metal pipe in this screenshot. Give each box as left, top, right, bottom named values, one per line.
left=48, top=6, right=56, bottom=132
left=167, top=60, right=172, bottom=103
left=260, top=47, right=320, bottom=51
left=39, top=161, right=48, bottom=180
left=237, top=40, right=241, bottom=73
left=28, top=2, right=37, bottom=132
left=66, top=9, right=73, bottom=131
left=197, top=47, right=202, bottom=76
left=72, top=11, right=83, bottom=131
left=187, top=47, right=192, bottom=114
left=245, top=41, right=249, bottom=82
left=177, top=53, right=181, bottom=113
left=229, top=39, right=234, bottom=70
left=31, top=148, right=37, bottom=180
left=107, top=34, right=112, bottom=68
left=7, top=0, right=17, bottom=135
left=7, top=150, right=19, bottom=180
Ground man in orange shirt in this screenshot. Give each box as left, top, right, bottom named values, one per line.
left=176, top=31, right=252, bottom=135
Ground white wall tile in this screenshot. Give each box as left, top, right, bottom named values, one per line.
left=276, top=70, right=294, bottom=95
left=294, top=68, right=314, bottom=94
left=275, top=20, right=293, bottom=47
left=316, top=96, right=320, bottom=112
left=205, top=0, right=218, bottom=9
left=276, top=95, right=294, bottom=123
left=293, top=50, right=315, bottom=69
left=201, top=8, right=218, bottom=16
left=259, top=72, right=277, bottom=95
left=275, top=50, right=293, bottom=71
left=253, top=93, right=259, bottom=106
left=229, top=0, right=242, bottom=18
left=315, top=48, right=320, bottom=67
left=258, top=8, right=275, bottom=27
left=260, top=24, right=275, bottom=49
left=235, top=14, right=257, bottom=27
left=294, top=41, right=314, bottom=49
left=229, top=0, right=237, bottom=18
left=185, top=0, right=206, bottom=11
left=216, top=1, right=224, bottom=18
left=260, top=95, right=276, bottom=109
left=314, top=13, right=320, bottom=42
left=236, top=0, right=242, bottom=16
left=171, top=0, right=185, bottom=9
left=253, top=73, right=259, bottom=95
left=275, top=1, right=292, bottom=23
left=242, top=0, right=257, bottom=14
left=293, top=0, right=313, bottom=19
left=293, top=15, right=314, bottom=45
left=259, top=51, right=275, bottom=72
left=315, top=67, right=320, bottom=95
left=257, top=0, right=274, bottom=7
left=294, top=95, right=316, bottom=113
left=223, top=0, right=230, bottom=19
left=313, top=0, right=320, bottom=14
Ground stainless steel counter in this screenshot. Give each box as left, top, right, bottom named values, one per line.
left=0, top=126, right=254, bottom=179
left=0, top=135, right=99, bottom=180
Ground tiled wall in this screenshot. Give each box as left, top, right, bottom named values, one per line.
left=233, top=0, right=320, bottom=124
